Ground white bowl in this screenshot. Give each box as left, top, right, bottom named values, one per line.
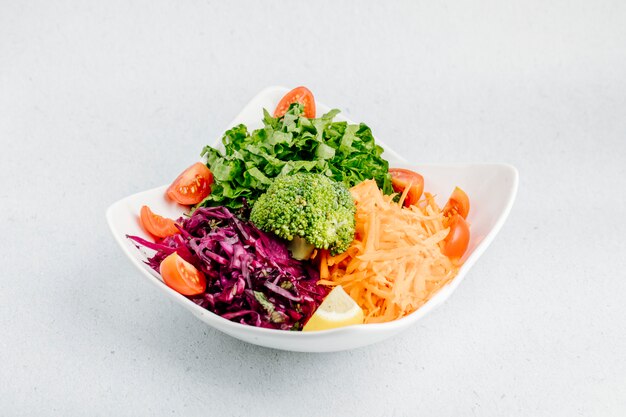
left=106, top=86, right=518, bottom=352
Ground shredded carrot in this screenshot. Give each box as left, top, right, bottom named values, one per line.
left=319, top=249, right=330, bottom=280
left=398, top=180, right=413, bottom=207
left=321, top=180, right=460, bottom=323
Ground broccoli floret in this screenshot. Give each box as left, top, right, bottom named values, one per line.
left=250, top=173, right=356, bottom=258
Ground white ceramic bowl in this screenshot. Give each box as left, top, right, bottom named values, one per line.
left=106, top=86, right=518, bottom=352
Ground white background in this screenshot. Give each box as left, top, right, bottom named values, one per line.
left=1, top=1, right=625, bottom=416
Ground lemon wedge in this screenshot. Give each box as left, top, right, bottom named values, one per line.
left=303, top=285, right=364, bottom=331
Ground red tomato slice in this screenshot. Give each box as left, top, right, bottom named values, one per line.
left=139, top=205, right=180, bottom=238
left=273, top=86, right=316, bottom=119
left=443, top=187, right=470, bottom=219
left=159, top=252, right=206, bottom=296
left=442, top=214, right=470, bottom=259
left=166, top=162, right=213, bottom=205
left=389, top=168, right=425, bottom=207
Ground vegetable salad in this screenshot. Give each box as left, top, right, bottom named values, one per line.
left=129, top=86, right=471, bottom=331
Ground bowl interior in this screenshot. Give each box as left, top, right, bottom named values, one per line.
left=106, top=87, right=518, bottom=352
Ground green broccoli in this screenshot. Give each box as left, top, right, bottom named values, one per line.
left=250, top=173, right=356, bottom=259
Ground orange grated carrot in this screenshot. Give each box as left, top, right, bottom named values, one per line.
left=398, top=180, right=413, bottom=207
left=319, top=249, right=330, bottom=280
left=321, top=180, right=460, bottom=323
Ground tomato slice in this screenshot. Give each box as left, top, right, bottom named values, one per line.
left=442, top=214, right=470, bottom=259
left=159, top=252, right=206, bottom=296
left=166, top=162, right=213, bottom=205
left=389, top=168, right=425, bottom=207
left=139, top=205, right=180, bottom=238
left=273, top=86, right=316, bottom=119
left=443, top=187, right=470, bottom=219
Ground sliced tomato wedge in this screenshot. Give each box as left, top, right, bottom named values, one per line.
left=442, top=214, right=470, bottom=259
left=159, top=252, right=206, bottom=296
left=443, top=187, right=470, bottom=219
left=273, top=86, right=316, bottom=119
left=389, top=168, right=425, bottom=207
left=139, top=205, right=180, bottom=238
left=166, top=162, right=213, bottom=205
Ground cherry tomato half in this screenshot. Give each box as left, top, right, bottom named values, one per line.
left=442, top=214, right=470, bottom=259
left=389, top=168, right=425, bottom=207
left=139, top=205, right=180, bottom=238
left=166, top=162, right=213, bottom=205
left=443, top=187, right=470, bottom=219
left=273, top=86, right=316, bottom=119
left=159, top=252, right=206, bottom=296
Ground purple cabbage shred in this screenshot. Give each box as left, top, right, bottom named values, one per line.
left=128, top=206, right=328, bottom=330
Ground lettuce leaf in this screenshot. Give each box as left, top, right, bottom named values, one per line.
left=199, top=103, right=392, bottom=210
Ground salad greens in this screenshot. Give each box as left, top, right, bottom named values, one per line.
left=199, top=103, right=393, bottom=209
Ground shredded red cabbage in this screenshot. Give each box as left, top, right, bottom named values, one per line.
left=128, top=206, right=328, bottom=330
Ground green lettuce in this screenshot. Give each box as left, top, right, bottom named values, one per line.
left=198, top=103, right=392, bottom=210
